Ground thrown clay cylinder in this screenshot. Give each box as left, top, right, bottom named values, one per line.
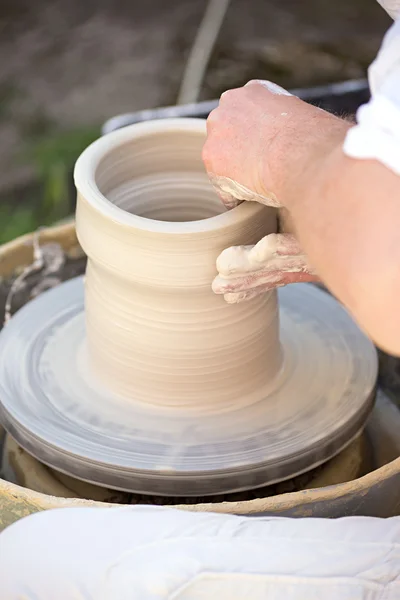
left=74, top=118, right=281, bottom=410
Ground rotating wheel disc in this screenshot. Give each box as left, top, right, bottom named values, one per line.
left=0, top=278, right=377, bottom=496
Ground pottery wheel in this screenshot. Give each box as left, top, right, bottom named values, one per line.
left=0, top=278, right=377, bottom=496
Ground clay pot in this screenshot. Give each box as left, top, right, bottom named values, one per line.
left=1, top=224, right=400, bottom=530
left=74, top=118, right=280, bottom=408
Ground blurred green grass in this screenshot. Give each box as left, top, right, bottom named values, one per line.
left=1, top=126, right=100, bottom=245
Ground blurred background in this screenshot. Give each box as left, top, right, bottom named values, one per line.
left=0, top=0, right=391, bottom=243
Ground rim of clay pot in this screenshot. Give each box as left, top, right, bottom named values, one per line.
left=74, top=118, right=265, bottom=235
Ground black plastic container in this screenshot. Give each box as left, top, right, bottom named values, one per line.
left=102, top=79, right=369, bottom=135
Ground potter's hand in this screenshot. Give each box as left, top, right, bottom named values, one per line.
left=201, top=21, right=400, bottom=356
left=203, top=80, right=343, bottom=302
left=202, top=79, right=343, bottom=210
left=212, top=233, right=319, bottom=304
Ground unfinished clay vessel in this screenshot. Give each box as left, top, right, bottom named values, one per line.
left=0, top=120, right=377, bottom=497
left=75, top=118, right=280, bottom=410
left=0, top=223, right=398, bottom=530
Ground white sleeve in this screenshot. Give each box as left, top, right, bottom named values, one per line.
left=376, top=0, right=400, bottom=20
left=0, top=506, right=399, bottom=600
left=343, top=5, right=400, bottom=175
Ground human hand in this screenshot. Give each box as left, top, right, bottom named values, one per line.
left=203, top=79, right=344, bottom=210
left=212, top=233, right=319, bottom=304
left=203, top=80, right=345, bottom=302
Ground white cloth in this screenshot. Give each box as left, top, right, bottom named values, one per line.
left=376, top=0, right=400, bottom=19
left=0, top=506, right=399, bottom=599
left=343, top=1, right=400, bottom=174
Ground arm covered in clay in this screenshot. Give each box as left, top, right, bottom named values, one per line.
left=203, top=7, right=400, bottom=355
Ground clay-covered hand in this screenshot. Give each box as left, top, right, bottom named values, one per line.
left=212, top=233, right=319, bottom=303
left=202, top=79, right=342, bottom=210
left=202, top=80, right=340, bottom=301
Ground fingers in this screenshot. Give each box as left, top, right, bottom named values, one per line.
left=213, top=261, right=317, bottom=295
left=216, top=244, right=258, bottom=278
left=216, top=234, right=302, bottom=278
left=248, top=233, right=301, bottom=259
left=223, top=271, right=319, bottom=304
left=213, top=233, right=319, bottom=303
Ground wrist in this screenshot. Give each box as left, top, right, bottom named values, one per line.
left=264, top=109, right=351, bottom=211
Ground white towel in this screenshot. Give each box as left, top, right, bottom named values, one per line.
left=0, top=506, right=399, bottom=599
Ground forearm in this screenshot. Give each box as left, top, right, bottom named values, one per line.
left=283, top=135, right=400, bottom=355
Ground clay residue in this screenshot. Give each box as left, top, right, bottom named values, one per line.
left=213, top=233, right=318, bottom=303
left=208, top=174, right=282, bottom=210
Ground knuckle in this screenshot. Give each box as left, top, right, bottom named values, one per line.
left=219, top=88, right=240, bottom=104
left=205, top=108, right=220, bottom=134
left=220, top=89, right=233, bottom=100
left=245, top=79, right=259, bottom=87
left=207, top=106, right=219, bottom=122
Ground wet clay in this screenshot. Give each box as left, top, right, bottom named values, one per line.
left=0, top=120, right=378, bottom=496
left=0, top=224, right=398, bottom=527
left=74, top=118, right=281, bottom=409
left=208, top=174, right=282, bottom=210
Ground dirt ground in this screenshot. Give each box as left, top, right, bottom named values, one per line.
left=0, top=0, right=391, bottom=194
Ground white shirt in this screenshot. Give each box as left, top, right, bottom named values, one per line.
left=343, top=1, right=400, bottom=174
